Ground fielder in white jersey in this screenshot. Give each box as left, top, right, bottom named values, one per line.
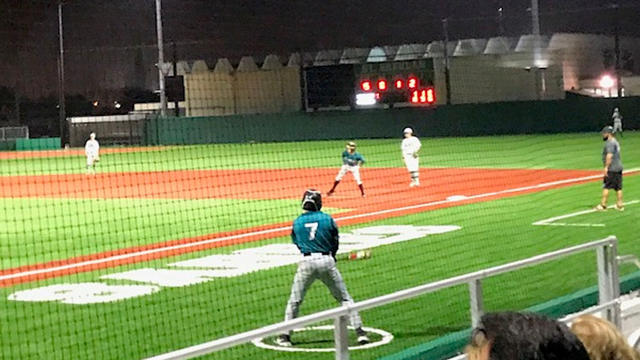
left=85, top=132, right=100, bottom=174
left=401, top=127, right=422, bottom=187
left=612, top=107, right=623, bottom=136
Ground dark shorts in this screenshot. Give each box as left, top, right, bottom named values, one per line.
left=603, top=171, right=623, bottom=190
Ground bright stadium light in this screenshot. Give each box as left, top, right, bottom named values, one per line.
left=355, top=93, right=377, bottom=106
left=599, top=75, right=615, bottom=89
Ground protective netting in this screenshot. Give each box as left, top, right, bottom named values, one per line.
left=1, top=1, right=640, bottom=360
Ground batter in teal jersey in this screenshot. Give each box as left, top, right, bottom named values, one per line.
left=276, top=189, right=369, bottom=347
left=327, top=141, right=366, bottom=197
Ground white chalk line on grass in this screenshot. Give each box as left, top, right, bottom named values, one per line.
left=251, top=325, right=393, bottom=352
left=2, top=167, right=639, bottom=283
left=533, top=200, right=640, bottom=227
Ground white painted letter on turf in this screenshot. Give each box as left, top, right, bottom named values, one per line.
left=8, top=283, right=159, bottom=305
left=8, top=225, right=461, bottom=304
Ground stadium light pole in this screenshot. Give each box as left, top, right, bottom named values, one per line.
left=155, top=0, right=167, bottom=116
left=442, top=18, right=452, bottom=105
left=57, top=1, right=66, bottom=145
left=613, top=3, right=622, bottom=97
left=497, top=4, right=505, bottom=36
left=530, top=0, right=544, bottom=100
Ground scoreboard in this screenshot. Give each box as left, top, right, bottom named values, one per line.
left=355, top=59, right=436, bottom=106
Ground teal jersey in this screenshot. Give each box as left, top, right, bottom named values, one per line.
left=291, top=211, right=339, bottom=255
left=342, top=151, right=365, bottom=166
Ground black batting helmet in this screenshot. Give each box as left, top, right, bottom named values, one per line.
left=301, top=189, right=322, bottom=211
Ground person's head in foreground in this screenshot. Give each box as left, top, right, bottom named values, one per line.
left=466, top=312, right=590, bottom=360
left=89, top=132, right=96, bottom=140
left=346, top=141, right=356, bottom=153
left=570, top=314, right=640, bottom=360
left=602, top=126, right=615, bottom=141
left=301, top=189, right=322, bottom=212
left=403, top=127, right=413, bottom=138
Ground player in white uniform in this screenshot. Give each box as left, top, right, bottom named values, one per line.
left=612, top=108, right=623, bottom=136
left=401, top=127, right=421, bottom=187
left=85, top=132, right=100, bottom=174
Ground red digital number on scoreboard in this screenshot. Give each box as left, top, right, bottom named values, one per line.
left=377, top=79, right=388, bottom=91
left=407, top=76, right=419, bottom=89
left=410, top=88, right=436, bottom=105
left=358, top=76, right=435, bottom=105
left=360, top=80, right=372, bottom=92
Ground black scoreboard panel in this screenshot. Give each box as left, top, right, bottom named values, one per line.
left=304, top=64, right=356, bottom=109
left=355, top=59, right=436, bottom=105
left=302, top=59, right=436, bottom=110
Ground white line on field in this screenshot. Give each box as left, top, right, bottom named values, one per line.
left=533, top=200, right=640, bottom=227
left=2, top=167, right=639, bottom=282
left=539, top=222, right=606, bottom=228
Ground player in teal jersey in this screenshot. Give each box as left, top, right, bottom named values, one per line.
left=327, top=141, right=366, bottom=197
left=276, top=189, right=369, bottom=347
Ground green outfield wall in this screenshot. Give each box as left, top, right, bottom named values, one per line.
left=145, top=95, right=640, bottom=145
left=0, top=140, right=16, bottom=151
left=16, top=137, right=61, bottom=151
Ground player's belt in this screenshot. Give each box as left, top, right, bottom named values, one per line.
left=303, top=252, right=330, bottom=256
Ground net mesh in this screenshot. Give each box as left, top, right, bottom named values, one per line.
left=1, top=1, right=640, bottom=359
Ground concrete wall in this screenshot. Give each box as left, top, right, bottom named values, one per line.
left=433, top=54, right=565, bottom=105
left=184, top=67, right=301, bottom=117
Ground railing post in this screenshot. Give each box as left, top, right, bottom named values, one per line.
left=334, top=315, right=349, bottom=360
left=469, top=279, right=484, bottom=327
left=597, top=239, right=621, bottom=327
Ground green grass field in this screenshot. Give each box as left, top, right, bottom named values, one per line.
left=0, top=132, right=638, bottom=359
left=3, top=133, right=639, bottom=175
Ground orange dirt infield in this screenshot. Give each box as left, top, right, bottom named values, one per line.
left=0, top=146, right=170, bottom=160
left=0, top=167, right=602, bottom=286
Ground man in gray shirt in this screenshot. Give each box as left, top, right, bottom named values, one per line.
left=596, top=126, right=624, bottom=211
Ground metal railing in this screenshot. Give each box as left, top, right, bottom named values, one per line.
left=146, top=236, right=620, bottom=360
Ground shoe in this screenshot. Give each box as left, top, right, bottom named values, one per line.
left=275, top=334, right=292, bottom=347
left=357, top=335, right=370, bottom=345
left=361, top=193, right=366, bottom=198
left=356, top=328, right=369, bottom=345
left=327, top=191, right=334, bottom=197
left=409, top=181, right=416, bottom=187
left=615, top=204, right=625, bottom=211
left=595, top=204, right=607, bottom=211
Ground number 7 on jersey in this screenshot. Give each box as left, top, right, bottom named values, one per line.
left=304, top=222, right=319, bottom=240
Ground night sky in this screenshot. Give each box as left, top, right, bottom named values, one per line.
left=1, top=0, right=639, bottom=97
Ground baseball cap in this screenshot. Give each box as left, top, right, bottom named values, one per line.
left=403, top=127, right=413, bottom=134
left=601, top=126, right=614, bottom=134
left=346, top=141, right=356, bottom=148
